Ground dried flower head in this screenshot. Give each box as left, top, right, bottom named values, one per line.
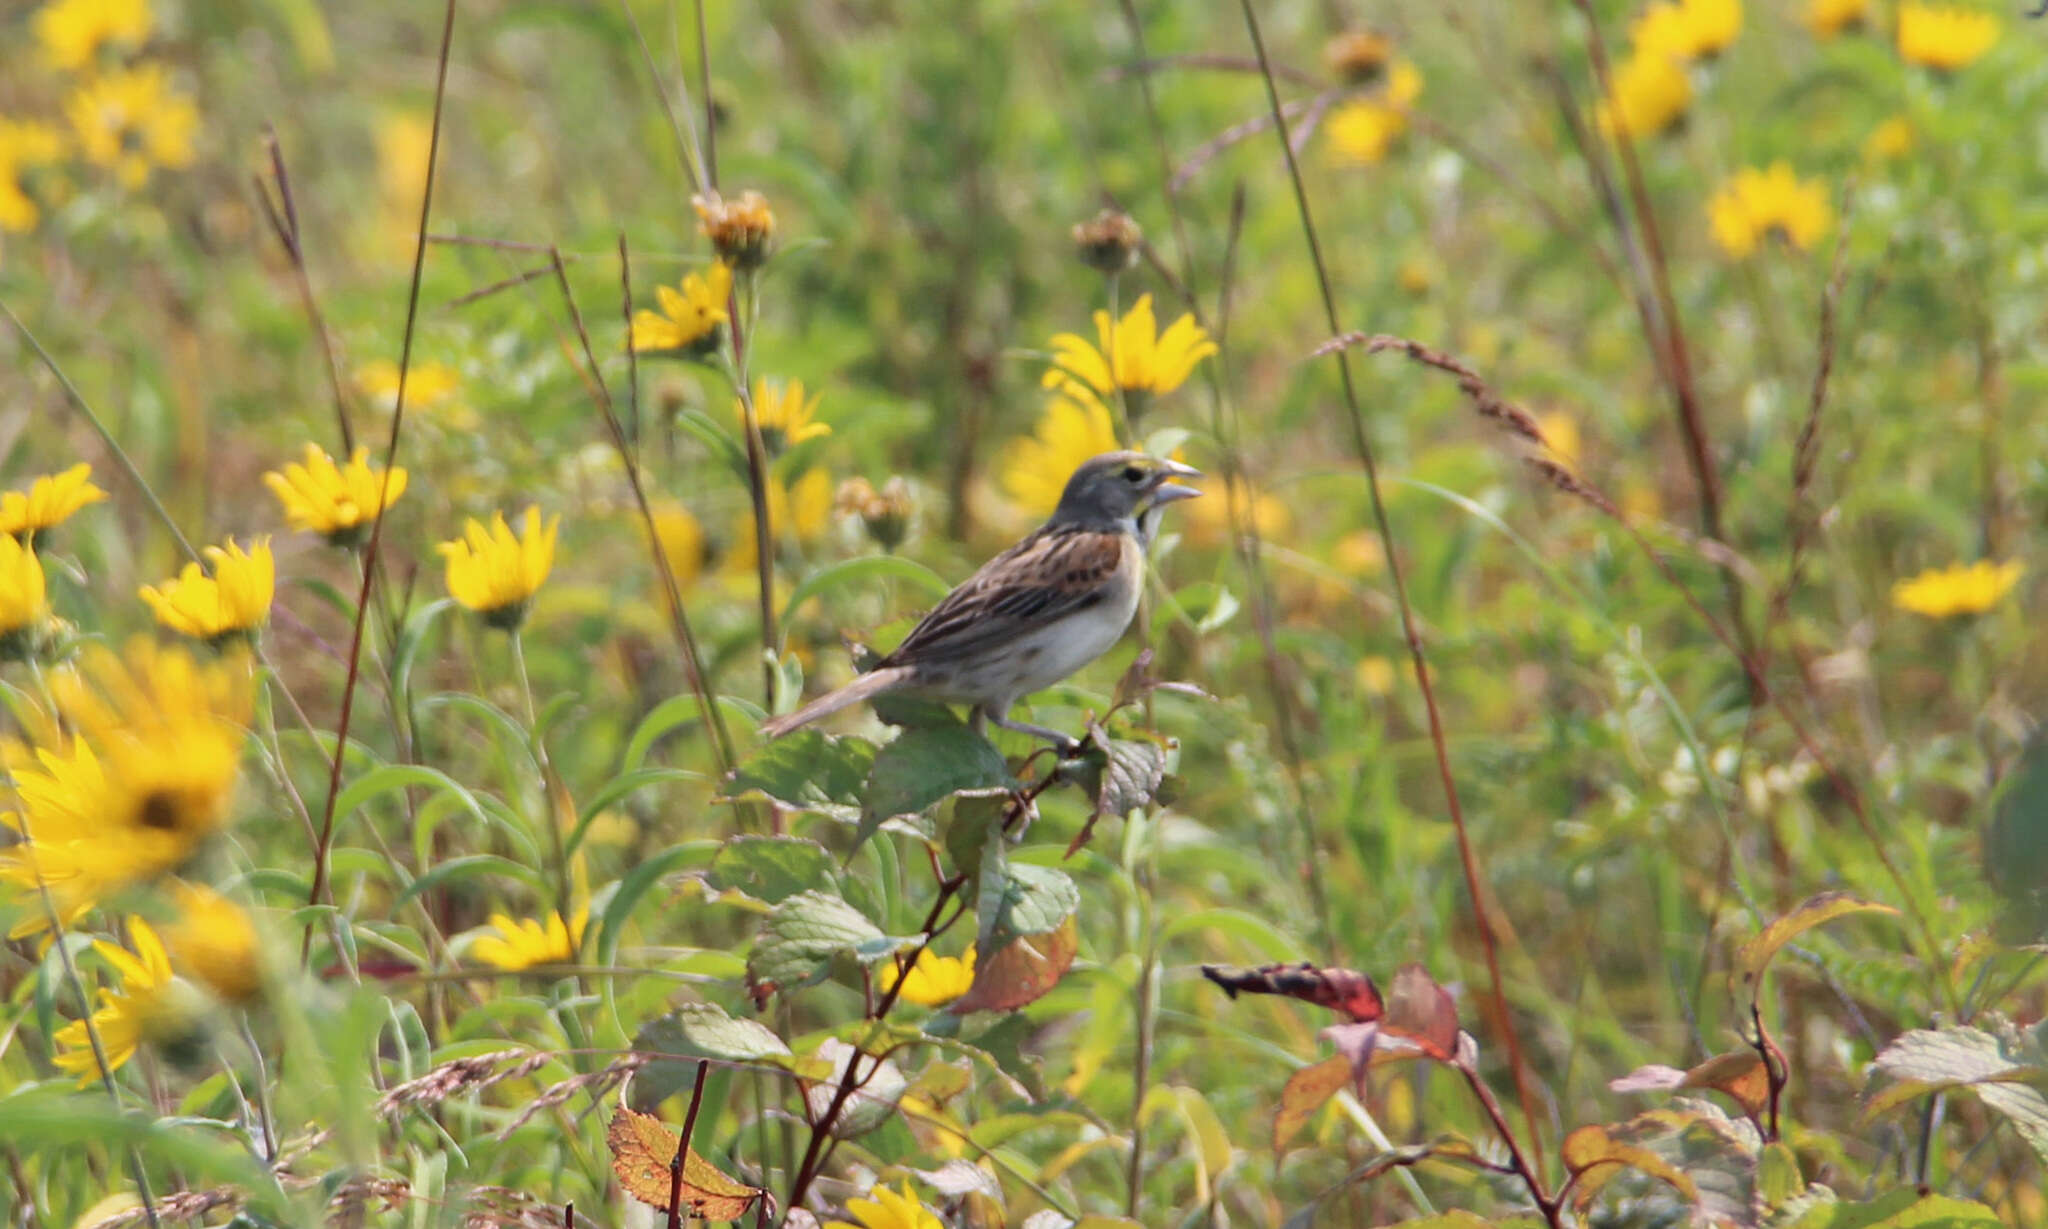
left=692, top=189, right=775, bottom=270
left=1072, top=209, right=1143, bottom=274
left=1324, top=29, right=1394, bottom=84
left=836, top=476, right=916, bottom=551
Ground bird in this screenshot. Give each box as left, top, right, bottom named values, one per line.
left=758, top=451, right=1202, bottom=747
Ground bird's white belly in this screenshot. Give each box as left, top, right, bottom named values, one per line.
left=1002, top=580, right=1141, bottom=700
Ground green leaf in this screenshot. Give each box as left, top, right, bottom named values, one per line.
left=1986, top=730, right=2048, bottom=940
left=623, top=692, right=765, bottom=772
left=781, top=554, right=952, bottom=628
left=721, top=729, right=874, bottom=822
left=710, top=835, right=840, bottom=904
left=594, top=841, right=721, bottom=963
left=333, top=763, right=489, bottom=830
left=748, top=890, right=901, bottom=992
left=1088, top=735, right=1168, bottom=819
left=632, top=1003, right=792, bottom=1109
left=1777, top=1189, right=2004, bottom=1229
left=976, top=841, right=1080, bottom=957
left=675, top=407, right=749, bottom=483
left=1867, top=1025, right=2048, bottom=1163
left=860, top=722, right=1013, bottom=849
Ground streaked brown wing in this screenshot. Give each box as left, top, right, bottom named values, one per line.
left=883, top=526, right=1128, bottom=667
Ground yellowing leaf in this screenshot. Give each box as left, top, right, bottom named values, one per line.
left=1274, top=1055, right=1351, bottom=1155
left=606, top=1107, right=764, bottom=1222
left=1562, top=1123, right=1698, bottom=1207
left=952, top=915, right=1077, bottom=1013
left=1737, top=893, right=1898, bottom=988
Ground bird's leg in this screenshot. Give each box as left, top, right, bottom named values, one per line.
left=985, top=704, right=1083, bottom=758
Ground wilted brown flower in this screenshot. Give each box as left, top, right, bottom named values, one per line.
left=692, top=189, right=775, bottom=270
left=1325, top=29, right=1394, bottom=84
left=836, top=476, right=916, bottom=551
left=1071, top=209, right=1142, bottom=274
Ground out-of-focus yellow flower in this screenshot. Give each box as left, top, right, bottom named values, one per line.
left=824, top=1181, right=943, bottom=1229
left=1180, top=473, right=1287, bottom=550
left=52, top=919, right=176, bottom=1086
left=0, top=119, right=65, bottom=234
left=164, top=880, right=261, bottom=1002
left=1002, top=396, right=1121, bottom=518
left=1333, top=529, right=1385, bottom=577
left=743, top=377, right=830, bottom=454
left=727, top=470, right=834, bottom=574
left=35, top=0, right=152, bottom=73
left=1357, top=656, right=1397, bottom=697
left=354, top=359, right=464, bottom=419
left=1596, top=51, right=1692, bottom=138
left=1, top=641, right=252, bottom=936
left=879, top=946, right=976, bottom=1007
left=0, top=535, right=48, bottom=651
left=1536, top=412, right=1583, bottom=474
left=1630, top=0, right=1741, bottom=62
left=471, top=907, right=586, bottom=970
left=1863, top=116, right=1915, bottom=162
left=437, top=507, right=560, bottom=628
left=1896, top=3, right=1998, bottom=71
left=263, top=444, right=409, bottom=546
left=138, top=538, right=274, bottom=644
left=65, top=64, right=196, bottom=189
left=1044, top=294, right=1217, bottom=417
left=1324, top=29, right=1393, bottom=84
left=1325, top=62, right=1423, bottom=167
left=1708, top=163, right=1831, bottom=259
left=1806, top=0, right=1869, bottom=37
left=692, top=189, right=775, bottom=270
left=647, top=500, right=705, bottom=590
left=1891, top=560, right=2022, bottom=618
left=2, top=463, right=107, bottom=542
left=375, top=111, right=431, bottom=214
left=631, top=262, right=731, bottom=358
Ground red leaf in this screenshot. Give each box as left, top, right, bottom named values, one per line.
left=1201, top=962, right=1384, bottom=1023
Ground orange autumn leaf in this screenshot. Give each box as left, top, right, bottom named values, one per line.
left=606, top=1106, right=765, bottom=1222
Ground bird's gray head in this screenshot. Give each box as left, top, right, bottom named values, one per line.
left=1051, top=451, right=1203, bottom=529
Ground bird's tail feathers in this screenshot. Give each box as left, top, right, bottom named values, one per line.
left=756, top=665, right=915, bottom=739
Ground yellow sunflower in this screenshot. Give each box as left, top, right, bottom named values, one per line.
left=138, top=537, right=275, bottom=643
left=1891, top=560, right=2022, bottom=618
left=692, top=189, right=776, bottom=270
left=1708, top=163, right=1832, bottom=259
left=263, top=444, right=409, bottom=546
left=1, top=463, right=108, bottom=542
left=1001, top=395, right=1121, bottom=518
left=1, top=642, right=253, bottom=934
left=65, top=64, right=197, bottom=189
left=1596, top=50, right=1692, bottom=139
left=52, top=919, right=179, bottom=1087
left=0, top=534, right=48, bottom=652
left=1807, top=0, right=1870, bottom=37
left=824, top=1181, right=943, bottom=1229
left=164, top=880, right=263, bottom=1003
left=1630, top=0, right=1742, bottom=62
left=1043, top=294, right=1218, bottom=415
left=630, top=262, right=732, bottom=357
left=1896, top=3, right=1998, bottom=71
left=471, top=907, right=587, bottom=970
left=879, top=946, right=976, bottom=1007
left=1325, top=62, right=1424, bottom=167
left=0, top=118, right=66, bottom=234
left=743, top=377, right=830, bottom=454
left=437, top=507, right=560, bottom=628
left=34, top=0, right=152, bottom=73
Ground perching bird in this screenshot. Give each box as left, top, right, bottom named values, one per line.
left=758, top=451, right=1201, bottom=746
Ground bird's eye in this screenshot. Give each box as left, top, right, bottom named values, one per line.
left=1121, top=465, right=1145, bottom=483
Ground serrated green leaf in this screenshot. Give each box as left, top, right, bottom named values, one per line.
left=860, top=722, right=1013, bottom=848
left=632, top=1003, right=791, bottom=1108
left=977, top=841, right=1080, bottom=958
left=749, top=890, right=901, bottom=992
left=1867, top=1025, right=2048, bottom=1163
left=1777, top=1189, right=2004, bottom=1229
left=721, top=729, right=875, bottom=822
left=710, top=835, right=840, bottom=904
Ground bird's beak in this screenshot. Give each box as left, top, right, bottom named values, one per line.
left=1147, top=460, right=1203, bottom=506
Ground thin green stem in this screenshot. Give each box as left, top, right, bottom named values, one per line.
left=1235, top=0, right=1549, bottom=1166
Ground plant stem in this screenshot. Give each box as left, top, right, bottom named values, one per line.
left=1236, top=0, right=1548, bottom=1164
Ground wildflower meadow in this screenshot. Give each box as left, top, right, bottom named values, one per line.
left=3, top=0, right=2047, bottom=1226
